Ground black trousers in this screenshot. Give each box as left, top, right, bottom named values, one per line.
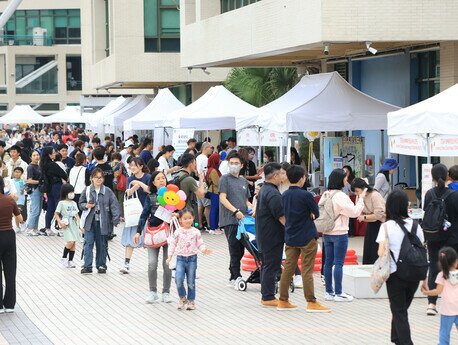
left=224, top=224, right=245, bottom=281
left=427, top=241, right=458, bottom=305
left=362, top=221, right=382, bottom=265
left=386, top=273, right=419, bottom=345
left=0, top=230, right=17, bottom=309
left=260, top=242, right=283, bottom=301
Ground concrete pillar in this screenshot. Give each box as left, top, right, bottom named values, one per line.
left=440, top=42, right=458, bottom=166
left=196, top=0, right=220, bottom=21
left=57, top=53, right=67, bottom=110
left=181, top=0, right=196, bottom=25
left=6, top=49, right=15, bottom=108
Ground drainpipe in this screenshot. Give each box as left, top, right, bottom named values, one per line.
left=0, top=0, right=24, bottom=28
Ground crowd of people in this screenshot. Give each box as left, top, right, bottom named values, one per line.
left=0, top=125, right=457, bottom=344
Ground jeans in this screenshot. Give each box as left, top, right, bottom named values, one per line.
left=175, top=255, right=197, bottom=301
left=386, top=272, right=419, bottom=345
left=83, top=221, right=108, bottom=269
left=147, top=245, right=171, bottom=293
left=439, top=315, right=458, bottom=345
left=280, top=239, right=318, bottom=302
left=208, top=192, right=220, bottom=230
left=260, top=242, right=283, bottom=301
left=45, top=183, right=61, bottom=229
left=224, top=224, right=245, bottom=280
left=323, top=234, right=348, bottom=295
left=27, top=188, right=42, bottom=229
left=0, top=230, right=16, bottom=309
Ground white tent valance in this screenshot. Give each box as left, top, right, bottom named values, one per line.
left=388, top=83, right=458, bottom=157
left=237, top=72, right=399, bottom=132
left=124, top=89, right=184, bottom=131
left=103, top=95, right=150, bottom=134
left=42, top=106, right=85, bottom=123
left=86, top=96, right=126, bottom=132
left=0, top=105, right=46, bottom=124
left=165, top=86, right=260, bottom=130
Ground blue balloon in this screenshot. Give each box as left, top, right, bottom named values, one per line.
left=158, top=186, right=167, bottom=196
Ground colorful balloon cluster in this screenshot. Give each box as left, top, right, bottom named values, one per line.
left=157, top=184, right=187, bottom=212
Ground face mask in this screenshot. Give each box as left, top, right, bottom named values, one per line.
left=68, top=193, right=75, bottom=200
left=229, top=164, right=241, bottom=174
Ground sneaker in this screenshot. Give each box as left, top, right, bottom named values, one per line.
left=4, top=308, right=14, bottom=313
left=0, top=308, right=4, bottom=314
left=427, top=305, right=438, bottom=316
left=277, top=300, right=298, bottom=311
left=67, top=261, right=76, bottom=268
left=60, top=258, right=69, bottom=268
left=177, top=297, right=187, bottom=310
left=146, top=291, right=159, bottom=304
left=334, top=292, right=354, bottom=302
left=306, top=301, right=331, bottom=313
left=261, top=299, right=279, bottom=307
left=293, top=275, right=303, bottom=288
left=39, top=228, right=48, bottom=236
left=324, top=292, right=335, bottom=301
left=162, top=293, right=172, bottom=303
left=227, top=279, right=236, bottom=287
left=26, top=228, right=39, bottom=236
left=47, top=228, right=58, bottom=236
left=208, top=230, right=216, bottom=235
left=81, top=267, right=93, bottom=274
left=186, top=301, right=196, bottom=310
left=120, top=262, right=130, bottom=274
left=97, top=267, right=107, bottom=274
left=214, top=229, right=224, bottom=235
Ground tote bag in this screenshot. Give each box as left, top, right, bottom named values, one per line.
left=370, top=223, right=391, bottom=293
left=80, top=187, right=92, bottom=229
left=123, top=189, right=143, bottom=227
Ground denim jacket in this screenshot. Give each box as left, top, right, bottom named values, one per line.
left=137, top=193, right=163, bottom=234
left=79, top=185, right=121, bottom=235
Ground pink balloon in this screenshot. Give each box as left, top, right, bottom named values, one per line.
left=165, top=204, right=176, bottom=212
left=177, top=190, right=187, bottom=201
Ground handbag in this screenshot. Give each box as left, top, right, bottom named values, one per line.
left=370, top=223, right=391, bottom=293
left=123, top=188, right=143, bottom=227
left=144, top=221, right=170, bottom=248
left=80, top=187, right=91, bottom=229
left=116, top=163, right=127, bottom=192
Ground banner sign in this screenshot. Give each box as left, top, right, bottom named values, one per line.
left=237, top=128, right=287, bottom=147
left=172, top=128, right=195, bottom=160
left=237, top=128, right=259, bottom=147
left=389, top=134, right=428, bottom=157
left=429, top=135, right=458, bottom=157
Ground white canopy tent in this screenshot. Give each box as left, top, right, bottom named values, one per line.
left=0, top=105, right=47, bottom=124
left=237, top=72, right=399, bottom=132
left=165, top=85, right=260, bottom=130
left=41, top=106, right=88, bottom=123
left=388, top=83, right=458, bottom=160
left=124, top=89, right=184, bottom=132
left=103, top=95, right=150, bottom=134
left=86, top=96, right=126, bottom=133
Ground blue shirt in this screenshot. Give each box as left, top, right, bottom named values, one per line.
left=139, top=150, right=153, bottom=164
left=282, top=186, right=319, bottom=247
left=449, top=182, right=458, bottom=191
left=128, top=173, right=151, bottom=205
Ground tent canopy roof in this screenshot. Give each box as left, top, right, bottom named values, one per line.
left=165, top=85, right=260, bottom=130
left=124, top=88, right=184, bottom=131
left=388, top=83, right=458, bottom=136
left=102, top=95, right=150, bottom=128
left=0, top=105, right=46, bottom=124
left=42, top=106, right=83, bottom=123
left=237, top=72, right=399, bottom=132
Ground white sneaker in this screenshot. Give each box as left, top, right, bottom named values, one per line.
left=334, top=292, right=354, bottom=302
left=146, top=291, right=159, bottom=304
left=46, top=228, right=57, bottom=236
left=4, top=308, right=14, bottom=313
left=234, top=277, right=243, bottom=291
left=26, top=228, right=39, bottom=236
left=60, top=258, right=69, bottom=268
left=67, top=261, right=76, bottom=268
left=162, top=293, right=172, bottom=303
left=0, top=308, right=4, bottom=314
left=324, top=292, right=335, bottom=301
left=227, top=279, right=236, bottom=287
left=120, top=263, right=130, bottom=274
left=293, top=275, right=303, bottom=288
left=208, top=230, right=216, bottom=235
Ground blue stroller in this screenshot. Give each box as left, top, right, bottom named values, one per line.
left=236, top=217, right=294, bottom=293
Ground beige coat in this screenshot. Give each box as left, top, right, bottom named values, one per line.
left=361, top=190, right=386, bottom=222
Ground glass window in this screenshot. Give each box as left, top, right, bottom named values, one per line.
left=417, top=50, right=440, bottom=101
left=144, top=0, right=180, bottom=52
left=221, top=0, right=261, bottom=13
left=161, top=9, right=180, bottom=34
left=144, top=0, right=158, bottom=37
left=66, top=56, right=82, bottom=91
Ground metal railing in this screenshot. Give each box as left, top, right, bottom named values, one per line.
left=0, top=34, right=53, bottom=47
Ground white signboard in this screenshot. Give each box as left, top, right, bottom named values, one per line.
left=237, top=128, right=287, bottom=147
left=259, top=130, right=287, bottom=147
left=172, top=128, right=195, bottom=160
left=429, top=135, right=458, bottom=157
left=389, top=134, right=428, bottom=157
left=421, top=163, right=433, bottom=207
left=237, top=128, right=259, bottom=147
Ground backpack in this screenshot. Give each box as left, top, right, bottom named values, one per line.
left=315, top=191, right=339, bottom=233
left=422, top=188, right=454, bottom=242
left=38, top=173, right=48, bottom=193
left=169, top=171, right=189, bottom=190
left=392, top=221, right=428, bottom=282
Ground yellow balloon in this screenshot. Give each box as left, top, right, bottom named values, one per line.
left=163, top=191, right=180, bottom=206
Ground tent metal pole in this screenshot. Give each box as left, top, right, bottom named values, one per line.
left=320, top=132, right=325, bottom=188
left=426, top=133, right=431, bottom=164
left=381, top=129, right=385, bottom=160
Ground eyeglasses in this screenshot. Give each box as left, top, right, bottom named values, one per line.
left=93, top=176, right=104, bottom=180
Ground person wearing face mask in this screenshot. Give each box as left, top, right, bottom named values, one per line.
left=219, top=151, right=253, bottom=288
left=55, top=184, right=82, bottom=269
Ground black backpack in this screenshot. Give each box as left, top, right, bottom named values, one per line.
left=169, top=171, right=189, bottom=190
left=422, top=188, right=454, bottom=242
left=392, top=221, right=428, bottom=282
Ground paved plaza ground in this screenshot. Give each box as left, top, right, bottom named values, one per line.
left=0, top=218, right=456, bottom=345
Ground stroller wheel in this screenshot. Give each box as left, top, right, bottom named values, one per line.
left=290, top=280, right=295, bottom=293
left=237, top=279, right=247, bottom=291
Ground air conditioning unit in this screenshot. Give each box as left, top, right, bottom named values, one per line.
left=33, top=27, right=47, bottom=46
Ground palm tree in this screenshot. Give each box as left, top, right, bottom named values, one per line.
left=224, top=67, right=299, bottom=107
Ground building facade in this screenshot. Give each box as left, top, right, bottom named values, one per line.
left=0, top=0, right=82, bottom=114
left=81, top=0, right=228, bottom=106
left=180, top=0, right=458, bottom=179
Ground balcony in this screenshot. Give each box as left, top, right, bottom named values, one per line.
left=0, top=34, right=53, bottom=47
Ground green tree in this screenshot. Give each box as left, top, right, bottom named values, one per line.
left=224, top=67, right=299, bottom=107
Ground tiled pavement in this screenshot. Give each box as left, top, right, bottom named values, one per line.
left=1, top=218, right=456, bottom=345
